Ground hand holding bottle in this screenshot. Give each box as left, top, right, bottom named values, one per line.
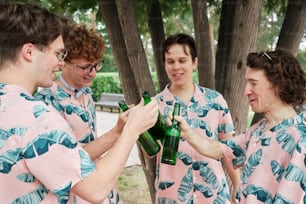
left=172, top=115, right=194, bottom=142
left=119, top=99, right=161, bottom=156
left=161, top=102, right=181, bottom=165
left=123, top=98, right=159, bottom=141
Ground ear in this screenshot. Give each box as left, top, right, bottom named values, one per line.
left=21, top=43, right=35, bottom=62
left=192, top=57, right=198, bottom=71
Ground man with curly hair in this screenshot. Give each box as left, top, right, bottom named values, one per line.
left=176, top=49, right=306, bottom=203
left=35, top=24, right=123, bottom=203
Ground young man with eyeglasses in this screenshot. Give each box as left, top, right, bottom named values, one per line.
left=35, top=24, right=126, bottom=203
left=0, top=2, right=159, bottom=203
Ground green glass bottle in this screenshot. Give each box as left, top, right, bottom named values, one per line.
left=161, top=102, right=181, bottom=165
left=118, top=100, right=160, bottom=156
left=142, top=91, right=166, bottom=141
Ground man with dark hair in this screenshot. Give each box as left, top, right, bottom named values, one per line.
left=0, top=2, right=158, bottom=203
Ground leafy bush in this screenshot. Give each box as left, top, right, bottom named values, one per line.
left=91, top=75, right=122, bottom=102
left=91, top=72, right=199, bottom=102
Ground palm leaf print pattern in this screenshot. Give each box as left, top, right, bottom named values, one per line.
left=157, top=197, right=177, bottom=204
left=242, top=149, right=262, bottom=184
left=222, top=140, right=245, bottom=166
left=284, top=163, right=305, bottom=186
left=12, top=185, right=49, bottom=204
left=65, top=105, right=89, bottom=122
left=17, top=173, right=36, bottom=182
left=0, top=148, right=22, bottom=173
left=20, top=93, right=37, bottom=101
left=178, top=167, right=193, bottom=202
left=242, top=184, right=272, bottom=203
left=177, top=151, right=193, bottom=166
left=79, top=149, right=96, bottom=177
left=273, top=193, right=295, bottom=204
left=193, top=183, right=213, bottom=198
left=213, top=178, right=230, bottom=204
left=52, top=182, right=72, bottom=203
left=0, top=127, right=26, bottom=148
left=199, top=163, right=218, bottom=189
left=23, top=130, right=77, bottom=159
left=79, top=132, right=95, bottom=144
left=33, top=105, right=50, bottom=118
left=270, top=160, right=285, bottom=182
left=276, top=130, right=296, bottom=155
left=158, top=181, right=175, bottom=190
left=35, top=89, right=65, bottom=112
left=39, top=87, right=97, bottom=144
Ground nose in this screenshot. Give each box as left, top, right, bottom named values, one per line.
left=58, top=60, right=65, bottom=67
left=243, top=84, right=252, bottom=96
left=88, top=67, right=97, bottom=76
left=172, top=61, right=181, bottom=69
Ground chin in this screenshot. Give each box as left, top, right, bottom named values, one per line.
left=40, top=81, right=53, bottom=88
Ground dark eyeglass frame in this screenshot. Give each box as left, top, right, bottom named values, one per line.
left=257, top=51, right=273, bottom=62
left=68, top=60, right=104, bottom=73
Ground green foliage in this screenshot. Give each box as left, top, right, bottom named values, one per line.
left=297, top=49, right=306, bottom=70
left=90, top=72, right=199, bottom=101
left=90, top=74, right=122, bottom=102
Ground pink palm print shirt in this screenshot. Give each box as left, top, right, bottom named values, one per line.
left=155, top=85, right=236, bottom=204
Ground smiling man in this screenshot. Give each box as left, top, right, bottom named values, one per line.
left=35, top=24, right=123, bottom=204
left=175, top=49, right=306, bottom=204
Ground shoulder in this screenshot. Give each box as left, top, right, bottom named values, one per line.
left=195, top=85, right=227, bottom=103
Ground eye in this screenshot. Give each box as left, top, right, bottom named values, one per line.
left=55, top=50, right=68, bottom=61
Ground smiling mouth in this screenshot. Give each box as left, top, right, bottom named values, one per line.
left=249, top=99, right=256, bottom=103
left=173, top=73, right=183, bottom=77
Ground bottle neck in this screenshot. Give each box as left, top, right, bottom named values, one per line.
left=171, top=103, right=181, bottom=128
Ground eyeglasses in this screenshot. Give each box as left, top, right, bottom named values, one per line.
left=68, top=60, right=104, bottom=73
left=55, top=50, right=68, bottom=62
left=257, top=51, right=273, bottom=62
left=33, top=43, right=68, bottom=62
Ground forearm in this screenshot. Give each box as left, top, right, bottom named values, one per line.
left=185, top=130, right=224, bottom=160
left=72, top=125, right=137, bottom=203
left=83, top=127, right=120, bottom=160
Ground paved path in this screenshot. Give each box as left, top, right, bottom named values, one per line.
left=96, top=110, right=141, bottom=167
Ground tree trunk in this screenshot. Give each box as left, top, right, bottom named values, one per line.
left=219, top=0, right=263, bottom=134
left=191, top=0, right=215, bottom=89
left=115, top=0, right=157, bottom=202
left=215, top=0, right=236, bottom=94
left=116, top=0, right=155, bottom=96
left=99, top=0, right=139, bottom=104
left=147, top=0, right=169, bottom=91
left=276, top=0, right=306, bottom=56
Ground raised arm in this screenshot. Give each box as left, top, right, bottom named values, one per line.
left=71, top=99, right=159, bottom=203
left=176, top=115, right=225, bottom=160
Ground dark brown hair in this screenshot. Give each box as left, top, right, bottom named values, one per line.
left=162, top=33, right=197, bottom=63
left=247, top=49, right=306, bottom=105
left=0, top=2, right=64, bottom=66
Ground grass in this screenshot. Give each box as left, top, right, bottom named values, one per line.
left=116, top=165, right=152, bottom=204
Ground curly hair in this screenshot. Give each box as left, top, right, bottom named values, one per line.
left=247, top=49, right=306, bottom=105
left=63, top=24, right=105, bottom=62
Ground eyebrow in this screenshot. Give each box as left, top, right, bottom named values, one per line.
left=245, top=78, right=259, bottom=83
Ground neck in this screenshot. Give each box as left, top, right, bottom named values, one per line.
left=59, top=75, right=78, bottom=92
left=59, top=75, right=86, bottom=99
left=169, top=83, right=195, bottom=104
left=264, top=104, right=296, bottom=126
left=0, top=65, right=35, bottom=94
